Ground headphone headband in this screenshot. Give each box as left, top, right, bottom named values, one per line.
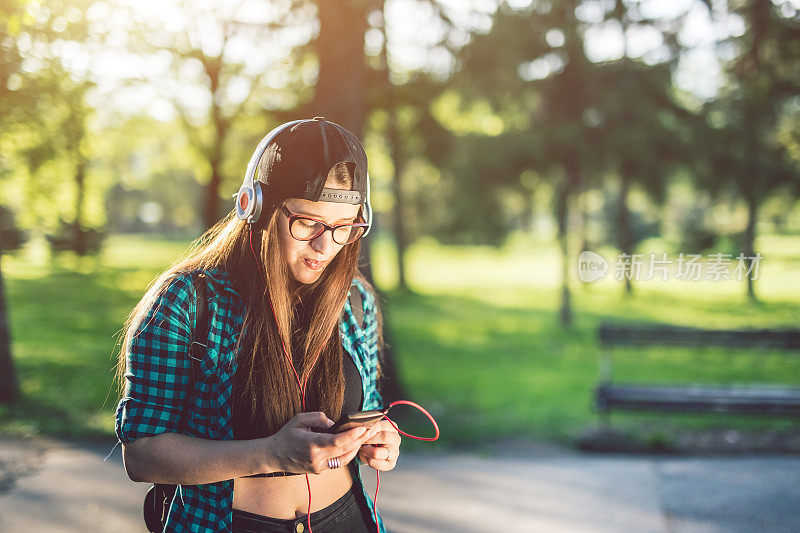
left=234, top=119, right=372, bottom=237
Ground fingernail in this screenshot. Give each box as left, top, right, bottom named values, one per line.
left=357, top=427, right=368, bottom=435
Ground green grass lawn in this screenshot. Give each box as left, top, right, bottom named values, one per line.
left=1, top=232, right=799, bottom=450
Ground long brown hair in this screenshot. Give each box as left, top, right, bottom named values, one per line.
left=113, top=162, right=383, bottom=435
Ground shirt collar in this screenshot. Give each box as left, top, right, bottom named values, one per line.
left=198, top=267, right=241, bottom=303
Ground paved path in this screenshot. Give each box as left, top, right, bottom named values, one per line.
left=0, top=437, right=798, bottom=532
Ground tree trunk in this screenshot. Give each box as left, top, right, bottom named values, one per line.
left=556, top=180, right=572, bottom=327
left=576, top=191, right=586, bottom=254
left=522, top=192, right=534, bottom=234
left=205, top=106, right=226, bottom=229
left=311, top=0, right=404, bottom=402
left=206, top=162, right=222, bottom=230
left=377, top=5, right=409, bottom=292
left=385, top=95, right=409, bottom=292
left=310, top=0, right=369, bottom=134
left=617, top=168, right=634, bottom=294
left=0, top=253, right=18, bottom=404
left=743, top=193, right=758, bottom=302
left=311, top=0, right=371, bottom=282
left=202, top=57, right=227, bottom=230
left=74, top=157, right=87, bottom=256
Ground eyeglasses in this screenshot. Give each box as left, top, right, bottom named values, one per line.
left=280, top=205, right=369, bottom=245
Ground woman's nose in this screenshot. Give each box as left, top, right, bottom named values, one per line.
left=310, top=229, right=337, bottom=255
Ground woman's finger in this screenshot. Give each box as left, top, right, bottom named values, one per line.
left=365, top=420, right=394, bottom=434
left=318, top=439, right=363, bottom=472
left=358, top=450, right=397, bottom=471
left=318, top=426, right=378, bottom=461
left=328, top=426, right=371, bottom=447
left=310, top=425, right=369, bottom=451
left=360, top=444, right=393, bottom=461
left=363, top=428, right=401, bottom=447
left=293, top=411, right=334, bottom=429
left=337, top=445, right=362, bottom=467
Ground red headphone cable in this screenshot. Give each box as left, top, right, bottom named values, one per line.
left=249, top=226, right=440, bottom=533
left=368, top=400, right=440, bottom=532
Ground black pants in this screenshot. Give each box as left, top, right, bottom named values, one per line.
left=231, top=486, right=375, bottom=533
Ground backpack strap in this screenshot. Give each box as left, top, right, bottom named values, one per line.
left=146, top=272, right=210, bottom=533
left=187, top=272, right=209, bottom=370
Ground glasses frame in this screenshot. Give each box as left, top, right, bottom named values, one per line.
left=280, top=204, right=369, bottom=245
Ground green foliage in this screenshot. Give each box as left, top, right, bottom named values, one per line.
left=45, top=218, right=106, bottom=255
left=697, top=0, right=800, bottom=200
left=0, top=0, right=105, bottom=237
left=595, top=187, right=660, bottom=249
left=422, top=1, right=705, bottom=252
left=3, top=0, right=798, bottom=252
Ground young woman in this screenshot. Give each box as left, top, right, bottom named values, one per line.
left=114, top=118, right=399, bottom=533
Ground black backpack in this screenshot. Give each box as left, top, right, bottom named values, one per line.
left=142, top=276, right=365, bottom=532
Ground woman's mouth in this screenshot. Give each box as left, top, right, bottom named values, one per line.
left=303, top=258, right=325, bottom=271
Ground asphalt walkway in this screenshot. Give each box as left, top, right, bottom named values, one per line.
left=0, top=437, right=798, bottom=532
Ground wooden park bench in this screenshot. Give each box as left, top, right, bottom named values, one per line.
left=594, top=323, right=800, bottom=424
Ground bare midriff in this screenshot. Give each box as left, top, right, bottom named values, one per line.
left=232, top=467, right=355, bottom=519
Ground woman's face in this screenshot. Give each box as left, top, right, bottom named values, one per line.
left=277, top=197, right=361, bottom=284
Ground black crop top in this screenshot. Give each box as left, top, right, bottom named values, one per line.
left=231, top=302, right=364, bottom=478
left=231, top=351, right=363, bottom=441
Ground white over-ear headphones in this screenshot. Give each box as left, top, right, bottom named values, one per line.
left=233, top=119, right=373, bottom=237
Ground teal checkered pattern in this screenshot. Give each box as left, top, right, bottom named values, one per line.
left=115, top=267, right=385, bottom=533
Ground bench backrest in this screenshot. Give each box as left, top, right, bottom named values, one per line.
left=599, top=323, right=800, bottom=351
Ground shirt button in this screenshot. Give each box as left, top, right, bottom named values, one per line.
left=295, top=522, right=305, bottom=533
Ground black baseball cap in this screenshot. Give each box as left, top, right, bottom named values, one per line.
left=257, top=117, right=369, bottom=212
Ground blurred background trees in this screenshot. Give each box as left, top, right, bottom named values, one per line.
left=2, top=0, right=800, bottom=405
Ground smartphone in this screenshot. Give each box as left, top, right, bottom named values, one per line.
left=323, top=410, right=385, bottom=434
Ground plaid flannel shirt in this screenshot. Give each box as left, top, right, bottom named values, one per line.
left=115, top=267, right=385, bottom=533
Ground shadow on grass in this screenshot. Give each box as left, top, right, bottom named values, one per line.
left=3, top=267, right=145, bottom=440
left=382, top=288, right=800, bottom=452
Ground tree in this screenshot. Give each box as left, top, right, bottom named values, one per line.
left=436, top=0, right=716, bottom=305
left=0, top=0, right=28, bottom=403
left=367, top=0, right=493, bottom=290
left=30, top=65, right=99, bottom=255
left=291, top=0, right=494, bottom=397
left=701, top=0, right=800, bottom=300
left=0, top=0, right=103, bottom=402
left=285, top=0, right=407, bottom=401
left=448, top=0, right=600, bottom=325
left=118, top=0, right=309, bottom=228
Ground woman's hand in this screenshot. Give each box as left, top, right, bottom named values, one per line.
left=263, top=412, right=375, bottom=475
left=357, top=420, right=401, bottom=471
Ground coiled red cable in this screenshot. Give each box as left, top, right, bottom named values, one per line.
left=249, top=226, right=440, bottom=533
left=369, top=400, right=440, bottom=532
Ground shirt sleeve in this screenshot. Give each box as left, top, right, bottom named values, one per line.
left=115, top=272, right=197, bottom=444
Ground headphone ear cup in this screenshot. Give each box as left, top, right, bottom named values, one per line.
left=235, top=186, right=253, bottom=221
left=235, top=181, right=265, bottom=223
left=251, top=180, right=264, bottom=224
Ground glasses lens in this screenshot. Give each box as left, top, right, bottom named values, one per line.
left=333, top=225, right=365, bottom=245
left=290, top=218, right=323, bottom=240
